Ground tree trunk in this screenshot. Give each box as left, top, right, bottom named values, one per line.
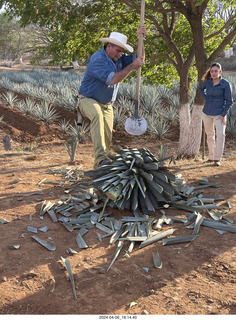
left=178, top=102, right=203, bottom=157
left=177, top=70, right=203, bottom=158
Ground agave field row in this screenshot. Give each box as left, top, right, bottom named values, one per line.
left=0, top=68, right=236, bottom=139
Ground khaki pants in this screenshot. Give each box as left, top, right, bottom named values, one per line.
left=202, top=113, right=226, bottom=161
left=78, top=98, right=113, bottom=168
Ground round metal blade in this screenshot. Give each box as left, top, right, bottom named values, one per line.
left=125, top=117, right=147, bottom=135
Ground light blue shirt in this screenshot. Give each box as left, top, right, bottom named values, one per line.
left=199, top=78, right=232, bottom=117
left=79, top=46, right=135, bottom=104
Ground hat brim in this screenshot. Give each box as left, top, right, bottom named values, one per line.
left=99, top=37, right=133, bottom=53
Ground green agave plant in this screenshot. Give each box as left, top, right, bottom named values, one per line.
left=146, top=115, right=171, bottom=139
left=226, top=116, right=236, bottom=139
left=0, top=91, right=19, bottom=107
left=58, top=118, right=71, bottom=133
left=69, top=120, right=90, bottom=143
left=35, top=101, right=59, bottom=122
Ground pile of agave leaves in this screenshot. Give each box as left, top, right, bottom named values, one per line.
left=83, top=146, right=235, bottom=267
left=34, top=146, right=236, bottom=268
left=4, top=147, right=234, bottom=299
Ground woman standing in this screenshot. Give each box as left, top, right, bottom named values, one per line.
left=199, top=62, right=233, bottom=166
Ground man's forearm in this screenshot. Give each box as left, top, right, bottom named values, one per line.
left=111, top=63, right=136, bottom=85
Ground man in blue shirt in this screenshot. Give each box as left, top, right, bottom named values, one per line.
left=78, top=26, right=146, bottom=168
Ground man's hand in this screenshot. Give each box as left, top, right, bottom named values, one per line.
left=218, top=115, right=226, bottom=125
left=133, top=56, right=145, bottom=68
left=137, top=25, right=147, bottom=37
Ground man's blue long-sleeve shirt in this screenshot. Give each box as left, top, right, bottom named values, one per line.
left=79, top=46, right=135, bottom=104
left=199, top=78, right=232, bottom=117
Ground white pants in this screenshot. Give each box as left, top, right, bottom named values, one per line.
left=202, top=113, right=226, bottom=161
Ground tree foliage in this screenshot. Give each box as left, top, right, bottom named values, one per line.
left=0, top=12, right=50, bottom=62
left=1, top=1, right=235, bottom=84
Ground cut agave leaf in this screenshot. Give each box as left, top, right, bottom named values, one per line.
left=153, top=251, right=162, bottom=269
left=7, top=244, right=20, bottom=250
left=0, top=219, right=9, bottom=224
left=192, top=213, right=205, bottom=235
left=31, top=235, right=56, bottom=251
left=27, top=226, right=38, bottom=233
left=61, top=257, right=77, bottom=299
left=207, top=210, right=223, bottom=221
left=60, top=221, right=74, bottom=232
left=162, top=234, right=199, bottom=245
left=107, top=240, right=124, bottom=272
left=76, top=232, right=88, bottom=249
left=39, top=226, right=48, bottom=233
left=47, top=210, right=58, bottom=222
left=66, top=248, right=78, bottom=254
left=201, top=220, right=236, bottom=233
left=227, top=201, right=233, bottom=209
left=139, top=228, right=175, bottom=249
left=126, top=236, right=147, bottom=241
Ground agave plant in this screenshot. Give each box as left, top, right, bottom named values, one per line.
left=140, top=85, right=160, bottom=115
left=35, top=101, right=59, bottom=122
left=226, top=117, right=236, bottom=139
left=69, top=120, right=90, bottom=143
left=58, top=118, right=71, bottom=133
left=17, top=98, right=37, bottom=115
left=147, top=115, right=171, bottom=139
left=64, top=136, right=78, bottom=162
left=113, top=97, right=130, bottom=127
left=0, top=91, right=19, bottom=107
left=161, top=106, right=179, bottom=123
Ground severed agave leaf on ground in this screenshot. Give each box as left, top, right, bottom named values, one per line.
left=171, top=203, right=202, bottom=213
left=153, top=251, right=162, bottom=269
left=201, top=220, right=236, bottom=233
left=27, top=226, right=38, bottom=233
left=129, top=301, right=138, bottom=308
left=139, top=228, right=175, bottom=249
left=126, top=236, right=147, bottom=242
left=76, top=232, right=88, bottom=249
left=39, top=226, right=48, bottom=233
left=162, top=234, right=199, bottom=245
left=192, top=213, right=205, bottom=235
left=47, top=209, right=58, bottom=222
left=107, top=240, right=124, bottom=272
left=66, top=248, right=78, bottom=254
left=7, top=244, right=20, bottom=250
left=61, top=257, right=77, bottom=299
left=31, top=235, right=56, bottom=251
left=227, top=201, right=233, bottom=209
left=207, top=210, right=223, bottom=221
left=40, top=200, right=54, bottom=216
left=0, top=219, right=9, bottom=224
left=60, top=220, right=74, bottom=232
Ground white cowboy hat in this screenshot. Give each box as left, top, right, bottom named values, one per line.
left=99, top=32, right=134, bottom=53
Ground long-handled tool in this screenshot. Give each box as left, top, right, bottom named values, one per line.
left=125, top=0, right=147, bottom=136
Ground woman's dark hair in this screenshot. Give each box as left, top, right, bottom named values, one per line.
left=202, top=62, right=222, bottom=82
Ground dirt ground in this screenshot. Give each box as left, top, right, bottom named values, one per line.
left=0, top=66, right=235, bottom=317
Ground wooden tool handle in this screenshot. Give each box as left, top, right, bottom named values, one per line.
left=135, top=0, right=145, bottom=102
